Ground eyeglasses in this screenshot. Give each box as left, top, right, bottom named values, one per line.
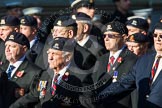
left=103, top=34, right=121, bottom=39
left=153, top=33, right=162, bottom=39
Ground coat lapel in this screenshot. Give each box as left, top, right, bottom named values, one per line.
left=151, top=69, right=162, bottom=90
left=109, top=48, right=127, bottom=75
left=11, top=58, right=28, bottom=81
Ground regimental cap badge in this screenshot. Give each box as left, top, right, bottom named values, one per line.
left=72, top=15, right=76, bottom=20
left=20, top=19, right=25, bottom=24
left=107, top=24, right=112, bottom=30
left=57, top=20, right=62, bottom=26
left=0, top=19, right=5, bottom=25
left=53, top=43, right=59, bottom=49
left=131, top=20, right=137, bottom=26
left=9, top=35, right=14, bottom=40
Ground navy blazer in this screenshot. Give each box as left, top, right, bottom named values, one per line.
left=99, top=52, right=162, bottom=108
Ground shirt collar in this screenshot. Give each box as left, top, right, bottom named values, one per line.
left=77, top=36, right=90, bottom=47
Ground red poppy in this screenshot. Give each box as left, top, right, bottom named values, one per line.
left=117, top=57, right=122, bottom=63
left=16, top=70, right=24, bottom=78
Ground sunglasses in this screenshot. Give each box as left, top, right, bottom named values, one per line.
left=153, top=33, right=162, bottom=39
left=103, top=34, right=121, bottom=39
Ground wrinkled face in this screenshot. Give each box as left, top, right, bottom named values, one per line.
left=52, top=26, right=69, bottom=38
left=47, top=48, right=65, bottom=69
left=153, top=29, right=162, bottom=54
left=77, top=7, right=95, bottom=18
left=0, top=26, right=14, bottom=41
left=104, top=31, right=123, bottom=51
left=126, top=25, right=141, bottom=36
left=20, top=25, right=33, bottom=39
left=5, top=41, right=26, bottom=63
left=116, top=0, right=131, bottom=11
left=126, top=41, right=142, bottom=56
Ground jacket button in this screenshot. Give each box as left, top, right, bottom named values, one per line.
left=146, top=95, right=149, bottom=98
left=50, top=99, right=53, bottom=101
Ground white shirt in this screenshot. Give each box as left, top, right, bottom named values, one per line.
left=109, top=46, right=125, bottom=63
left=30, top=37, right=37, bottom=48
left=52, top=63, right=70, bottom=85
left=6, top=56, right=25, bottom=77
left=77, top=36, right=90, bottom=47
left=152, top=55, right=162, bottom=83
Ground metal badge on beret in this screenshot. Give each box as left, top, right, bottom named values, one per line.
left=57, top=20, right=62, bottom=26
left=106, top=24, right=112, bottom=30
left=9, top=35, right=14, bottom=40
left=131, top=20, right=137, bottom=26
left=20, top=19, right=25, bottom=24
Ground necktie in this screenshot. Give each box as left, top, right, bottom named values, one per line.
left=150, top=56, right=161, bottom=84
left=51, top=73, right=60, bottom=95
left=7, top=65, right=15, bottom=79
left=107, top=56, right=115, bottom=72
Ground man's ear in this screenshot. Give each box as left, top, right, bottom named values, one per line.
left=83, top=24, right=89, bottom=33
left=68, top=30, right=74, bottom=38
left=14, top=27, right=19, bottom=32
left=22, top=45, right=28, bottom=52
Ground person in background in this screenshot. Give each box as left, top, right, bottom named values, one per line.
left=126, top=17, right=154, bottom=54
left=126, top=17, right=149, bottom=36
left=71, top=0, right=95, bottom=18
left=71, top=0, right=105, bottom=47
left=112, top=0, right=134, bottom=24
left=0, top=15, right=20, bottom=65
left=126, top=33, right=149, bottom=56
left=5, top=1, right=23, bottom=18
left=23, top=7, right=43, bottom=28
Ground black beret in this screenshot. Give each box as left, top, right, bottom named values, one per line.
left=20, top=15, right=37, bottom=27
left=126, top=18, right=149, bottom=31
left=0, top=15, right=20, bottom=26
left=104, top=21, right=128, bottom=35
left=127, top=33, right=149, bottom=43
left=5, top=32, right=30, bottom=49
left=73, top=12, right=91, bottom=21
left=54, top=15, right=77, bottom=27
left=71, top=0, right=95, bottom=9
left=50, top=37, right=75, bottom=52
left=154, top=22, right=162, bottom=30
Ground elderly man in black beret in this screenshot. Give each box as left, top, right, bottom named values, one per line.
left=9, top=37, right=89, bottom=108
left=0, top=15, right=20, bottom=66
left=98, top=21, right=162, bottom=108
left=0, top=32, right=43, bottom=108
left=96, top=21, right=138, bottom=108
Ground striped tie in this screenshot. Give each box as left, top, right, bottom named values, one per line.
left=150, top=56, right=161, bottom=84
left=51, top=73, right=60, bottom=95
left=107, top=56, right=115, bottom=72
left=7, top=65, right=15, bottom=79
